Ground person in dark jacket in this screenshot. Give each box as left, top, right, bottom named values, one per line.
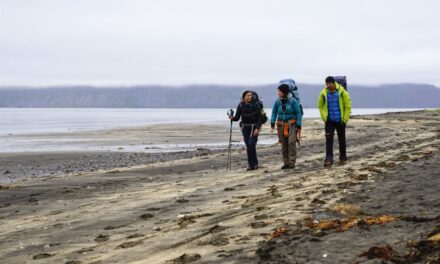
left=229, top=90, right=261, bottom=171
left=270, top=84, right=302, bottom=169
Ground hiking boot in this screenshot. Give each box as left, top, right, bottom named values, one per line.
left=281, top=164, right=290, bottom=170
left=246, top=167, right=256, bottom=171
left=324, top=160, right=333, bottom=167
left=282, top=164, right=295, bottom=170
left=338, top=159, right=348, bottom=166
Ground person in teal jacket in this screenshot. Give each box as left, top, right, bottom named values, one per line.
left=270, top=84, right=302, bottom=169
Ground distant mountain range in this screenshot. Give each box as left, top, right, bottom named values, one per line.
left=0, top=83, right=439, bottom=108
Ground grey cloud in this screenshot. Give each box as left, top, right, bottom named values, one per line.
left=1, top=0, right=439, bottom=86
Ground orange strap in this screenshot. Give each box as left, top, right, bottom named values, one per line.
left=276, top=119, right=297, bottom=137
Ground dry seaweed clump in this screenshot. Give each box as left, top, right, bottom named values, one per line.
left=305, top=215, right=399, bottom=232
left=330, top=203, right=363, bottom=217
left=358, top=226, right=440, bottom=263
left=267, top=227, right=289, bottom=240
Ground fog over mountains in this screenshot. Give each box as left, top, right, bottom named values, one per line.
left=0, top=83, right=439, bottom=108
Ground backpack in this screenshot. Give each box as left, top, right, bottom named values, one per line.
left=241, top=90, right=268, bottom=124
left=279, top=79, right=304, bottom=115
left=334, top=76, right=348, bottom=90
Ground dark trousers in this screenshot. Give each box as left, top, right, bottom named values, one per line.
left=325, top=121, right=347, bottom=161
left=242, top=125, right=259, bottom=169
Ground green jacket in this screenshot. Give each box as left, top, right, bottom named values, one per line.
left=317, top=82, right=352, bottom=123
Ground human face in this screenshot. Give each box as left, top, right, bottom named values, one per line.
left=277, top=90, right=285, bottom=98
left=327, top=82, right=336, bottom=91
left=244, top=92, right=253, bottom=103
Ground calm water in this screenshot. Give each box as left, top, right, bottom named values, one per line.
left=0, top=108, right=425, bottom=135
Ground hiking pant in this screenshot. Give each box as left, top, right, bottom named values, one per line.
left=277, top=125, right=297, bottom=166
left=242, top=125, right=259, bottom=169
left=325, top=121, right=347, bottom=161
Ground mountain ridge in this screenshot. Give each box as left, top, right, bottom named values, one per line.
left=0, top=83, right=439, bottom=108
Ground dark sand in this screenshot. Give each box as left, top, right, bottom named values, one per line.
left=257, top=144, right=440, bottom=264
left=0, top=150, right=219, bottom=184
left=0, top=111, right=439, bottom=264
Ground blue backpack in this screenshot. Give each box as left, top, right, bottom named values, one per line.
left=279, top=79, right=304, bottom=115
left=334, top=76, right=348, bottom=91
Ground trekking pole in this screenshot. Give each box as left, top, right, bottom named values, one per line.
left=227, top=109, right=234, bottom=170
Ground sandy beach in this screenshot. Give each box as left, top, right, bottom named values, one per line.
left=0, top=123, right=275, bottom=183
left=0, top=110, right=439, bottom=264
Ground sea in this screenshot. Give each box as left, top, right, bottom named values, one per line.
left=0, top=108, right=425, bottom=136
left=0, top=108, right=426, bottom=153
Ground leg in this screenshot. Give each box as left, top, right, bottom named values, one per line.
left=242, top=126, right=252, bottom=168
left=325, top=121, right=336, bottom=161
left=278, top=127, right=289, bottom=165
left=288, top=126, right=297, bottom=166
left=336, top=123, right=347, bottom=161
left=248, top=131, right=259, bottom=168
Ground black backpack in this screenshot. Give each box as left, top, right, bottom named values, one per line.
left=242, top=91, right=268, bottom=124
left=334, top=76, right=348, bottom=90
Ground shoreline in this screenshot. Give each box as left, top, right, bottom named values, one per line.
left=0, top=110, right=439, bottom=263
left=1, top=110, right=432, bottom=184
left=0, top=120, right=279, bottom=184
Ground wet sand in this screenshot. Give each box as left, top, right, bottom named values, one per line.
left=0, top=111, right=439, bottom=264
left=0, top=123, right=274, bottom=183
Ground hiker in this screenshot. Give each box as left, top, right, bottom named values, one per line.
left=317, top=76, right=352, bottom=167
left=270, top=84, right=302, bottom=169
left=228, top=90, right=262, bottom=171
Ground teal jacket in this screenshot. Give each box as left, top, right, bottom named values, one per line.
left=270, top=97, right=302, bottom=128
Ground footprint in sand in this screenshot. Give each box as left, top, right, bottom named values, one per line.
left=250, top=221, right=269, bottom=229
left=104, top=224, right=126, bottom=230
left=65, top=260, right=82, bottom=264
left=165, top=253, right=201, bottom=264
left=116, top=240, right=143, bottom=249
left=64, top=260, right=81, bottom=264
left=33, top=253, right=54, bottom=260
left=254, top=214, right=270, bottom=220
left=199, top=235, right=230, bottom=246
left=95, top=234, right=109, bottom=242
left=256, top=206, right=270, bottom=211
left=176, top=198, right=189, bottom=203
left=28, top=197, right=38, bottom=203
left=140, top=213, right=154, bottom=220
left=311, top=198, right=326, bottom=205
left=126, top=233, right=144, bottom=239
left=76, top=247, right=94, bottom=254
left=146, top=207, right=161, bottom=211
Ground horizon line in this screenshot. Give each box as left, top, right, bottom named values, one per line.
left=0, top=82, right=438, bottom=89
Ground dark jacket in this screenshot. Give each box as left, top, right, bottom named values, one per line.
left=231, top=101, right=261, bottom=129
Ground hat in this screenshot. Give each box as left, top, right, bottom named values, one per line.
left=325, top=76, right=335, bottom=83
left=277, top=84, right=290, bottom=96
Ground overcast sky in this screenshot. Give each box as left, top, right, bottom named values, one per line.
left=1, top=0, right=439, bottom=86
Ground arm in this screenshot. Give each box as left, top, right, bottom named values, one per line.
left=342, top=91, right=352, bottom=124
left=291, top=98, right=302, bottom=128
left=317, top=90, right=326, bottom=122
left=317, top=91, right=325, bottom=110
left=270, top=100, right=279, bottom=129
left=230, top=103, right=242, bottom=122
left=255, top=104, right=262, bottom=130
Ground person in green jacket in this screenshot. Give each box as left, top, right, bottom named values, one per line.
left=317, top=76, right=352, bottom=167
